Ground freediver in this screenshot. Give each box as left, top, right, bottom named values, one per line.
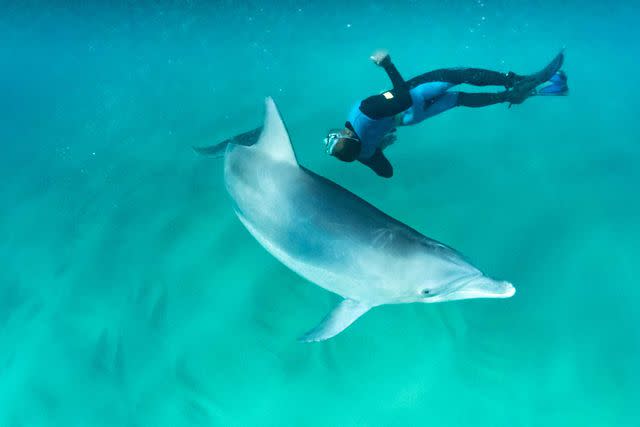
left=323, top=49, right=568, bottom=177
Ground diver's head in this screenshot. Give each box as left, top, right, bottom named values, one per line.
left=323, top=128, right=361, bottom=162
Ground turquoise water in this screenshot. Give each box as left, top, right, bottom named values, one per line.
left=2, top=1, right=640, bottom=426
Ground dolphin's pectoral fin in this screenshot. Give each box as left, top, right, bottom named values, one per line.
left=298, top=299, right=371, bottom=343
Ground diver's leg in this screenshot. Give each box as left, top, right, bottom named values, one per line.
left=422, top=92, right=460, bottom=117
left=454, top=91, right=509, bottom=108
left=408, top=68, right=523, bottom=89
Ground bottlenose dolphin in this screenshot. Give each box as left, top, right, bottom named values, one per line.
left=200, top=97, right=515, bottom=342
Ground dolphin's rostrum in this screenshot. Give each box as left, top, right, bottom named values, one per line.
left=202, top=97, right=515, bottom=342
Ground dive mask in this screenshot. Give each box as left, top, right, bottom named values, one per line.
left=323, top=129, right=359, bottom=155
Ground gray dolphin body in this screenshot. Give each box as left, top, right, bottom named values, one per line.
left=208, top=97, right=514, bottom=342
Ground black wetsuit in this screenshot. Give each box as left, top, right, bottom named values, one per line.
left=347, top=59, right=521, bottom=177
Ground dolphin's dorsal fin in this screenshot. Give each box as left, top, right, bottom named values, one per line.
left=256, top=97, right=298, bottom=166
left=298, top=299, right=371, bottom=342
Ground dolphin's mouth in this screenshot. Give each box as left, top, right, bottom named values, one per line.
left=498, top=282, right=516, bottom=298
left=431, top=274, right=515, bottom=302
left=456, top=275, right=515, bottom=299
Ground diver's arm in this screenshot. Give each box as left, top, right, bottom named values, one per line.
left=360, top=53, right=412, bottom=120
left=381, top=59, right=408, bottom=91
left=371, top=50, right=407, bottom=90
left=360, top=149, right=393, bottom=178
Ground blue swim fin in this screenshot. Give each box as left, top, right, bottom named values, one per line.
left=535, top=70, right=569, bottom=96
left=507, top=50, right=565, bottom=107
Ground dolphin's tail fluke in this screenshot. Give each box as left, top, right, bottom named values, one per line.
left=195, top=97, right=298, bottom=166
left=192, top=142, right=227, bottom=157
left=193, top=126, right=263, bottom=158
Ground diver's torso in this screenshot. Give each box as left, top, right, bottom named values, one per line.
left=402, top=82, right=457, bottom=126
left=348, top=103, right=395, bottom=160
left=351, top=82, right=457, bottom=158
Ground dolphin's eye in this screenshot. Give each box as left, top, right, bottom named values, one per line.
left=422, top=289, right=431, bottom=296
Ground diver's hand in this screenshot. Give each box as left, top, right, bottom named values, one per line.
left=370, top=50, right=391, bottom=67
